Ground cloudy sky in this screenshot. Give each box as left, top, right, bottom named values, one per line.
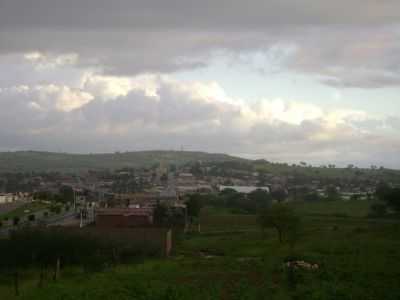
left=1, top=0, right=400, bottom=168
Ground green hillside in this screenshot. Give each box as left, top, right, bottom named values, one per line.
left=0, top=150, right=245, bottom=173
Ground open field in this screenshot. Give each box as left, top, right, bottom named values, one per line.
left=0, top=200, right=399, bottom=300
left=0, top=201, right=50, bottom=221
left=288, top=200, right=373, bottom=218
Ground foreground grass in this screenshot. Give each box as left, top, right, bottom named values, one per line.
left=1, top=201, right=399, bottom=300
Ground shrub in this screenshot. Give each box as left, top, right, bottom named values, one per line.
left=369, top=203, right=387, bottom=217
left=12, top=216, right=20, bottom=226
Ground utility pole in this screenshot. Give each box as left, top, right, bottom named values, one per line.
left=73, top=189, right=76, bottom=211
left=79, top=210, right=83, bottom=228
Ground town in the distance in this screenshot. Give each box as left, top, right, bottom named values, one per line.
left=1, top=150, right=399, bottom=234
left=1, top=150, right=400, bottom=298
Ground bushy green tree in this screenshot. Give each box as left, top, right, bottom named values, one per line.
left=258, top=203, right=301, bottom=244
left=325, top=186, right=340, bottom=201
left=60, top=186, right=74, bottom=203
left=12, top=216, right=20, bottom=226
left=271, top=188, right=288, bottom=202
left=375, top=183, right=400, bottom=214
left=369, top=203, right=387, bottom=217
left=153, top=203, right=168, bottom=226
left=186, top=194, right=203, bottom=220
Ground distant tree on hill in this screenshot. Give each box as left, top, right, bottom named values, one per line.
left=299, top=161, right=307, bottom=167
left=190, top=162, right=203, bottom=177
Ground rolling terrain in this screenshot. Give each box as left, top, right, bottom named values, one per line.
left=0, top=150, right=245, bottom=173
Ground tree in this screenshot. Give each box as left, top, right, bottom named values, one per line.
left=271, top=188, right=288, bottom=202
left=375, top=182, right=391, bottom=202
left=153, top=203, right=168, bottom=226
left=160, top=173, right=168, bottom=185
left=375, top=183, right=400, bottom=213
left=60, top=186, right=74, bottom=204
left=369, top=203, right=387, bottom=217
left=12, top=216, right=20, bottom=226
left=258, top=204, right=300, bottom=244
left=383, top=188, right=400, bottom=213
left=304, top=192, right=321, bottom=202
left=247, top=189, right=272, bottom=212
left=325, top=186, right=340, bottom=201
left=186, top=194, right=203, bottom=220
left=257, top=172, right=268, bottom=186
left=185, top=194, right=203, bottom=230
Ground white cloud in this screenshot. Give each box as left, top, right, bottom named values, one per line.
left=24, top=52, right=79, bottom=70
left=0, top=84, right=93, bottom=112
left=0, top=72, right=398, bottom=167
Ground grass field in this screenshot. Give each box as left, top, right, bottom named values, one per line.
left=0, top=200, right=399, bottom=300
left=288, top=199, right=373, bottom=218
left=0, top=201, right=50, bottom=221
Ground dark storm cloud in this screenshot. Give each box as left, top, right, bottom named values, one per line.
left=1, top=1, right=400, bottom=87
left=1, top=0, right=400, bottom=30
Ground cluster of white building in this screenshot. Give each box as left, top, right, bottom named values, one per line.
left=0, top=193, right=30, bottom=204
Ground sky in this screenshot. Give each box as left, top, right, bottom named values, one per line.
left=0, top=0, right=400, bottom=168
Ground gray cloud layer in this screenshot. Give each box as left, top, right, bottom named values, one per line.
left=1, top=0, right=400, bottom=30
left=1, top=1, right=400, bottom=87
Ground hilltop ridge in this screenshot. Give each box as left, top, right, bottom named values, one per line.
left=0, top=150, right=246, bottom=173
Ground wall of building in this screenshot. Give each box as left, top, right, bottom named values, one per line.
left=96, top=214, right=153, bottom=228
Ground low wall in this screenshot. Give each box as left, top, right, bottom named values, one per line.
left=55, top=227, right=173, bottom=257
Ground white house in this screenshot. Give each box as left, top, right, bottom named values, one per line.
left=218, top=185, right=270, bottom=194
left=0, top=193, right=16, bottom=204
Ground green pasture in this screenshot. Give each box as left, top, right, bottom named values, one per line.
left=0, top=200, right=399, bottom=300
left=0, top=201, right=50, bottom=221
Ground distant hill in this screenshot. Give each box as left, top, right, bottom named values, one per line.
left=0, top=150, right=247, bottom=173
